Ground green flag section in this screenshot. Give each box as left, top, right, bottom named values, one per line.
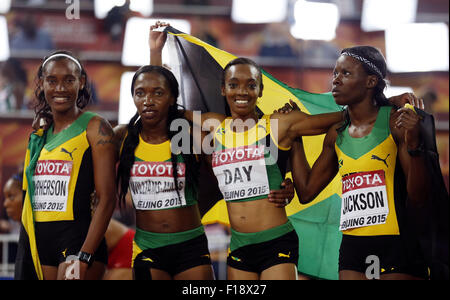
left=16, top=128, right=46, bottom=280
left=290, top=194, right=342, bottom=280
left=164, top=26, right=343, bottom=280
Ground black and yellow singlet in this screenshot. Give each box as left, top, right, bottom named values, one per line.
left=26, top=112, right=97, bottom=223
left=129, top=136, right=197, bottom=211
left=335, top=105, right=400, bottom=236
left=212, top=115, right=290, bottom=202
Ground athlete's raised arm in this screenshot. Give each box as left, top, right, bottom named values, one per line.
left=149, top=21, right=169, bottom=66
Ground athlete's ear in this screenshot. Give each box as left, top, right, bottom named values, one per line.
left=37, top=77, right=45, bottom=100
left=221, top=84, right=226, bottom=97
left=79, top=74, right=86, bottom=91
left=258, top=83, right=264, bottom=98
left=367, top=75, right=378, bottom=89
left=38, top=77, right=44, bottom=92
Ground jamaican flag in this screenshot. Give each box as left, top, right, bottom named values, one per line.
left=163, top=26, right=343, bottom=280
left=15, top=129, right=46, bottom=280
left=163, top=26, right=449, bottom=280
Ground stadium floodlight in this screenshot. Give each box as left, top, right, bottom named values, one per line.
left=385, top=23, right=449, bottom=73
left=94, top=0, right=153, bottom=19
left=384, top=86, right=414, bottom=98
left=118, top=72, right=136, bottom=125
left=0, top=16, right=10, bottom=61
left=361, top=0, right=417, bottom=32
left=0, top=0, right=11, bottom=14
left=94, top=0, right=125, bottom=19
left=121, top=17, right=191, bottom=67
left=231, top=0, right=288, bottom=24
left=129, top=0, right=153, bottom=17
left=290, top=0, right=340, bottom=41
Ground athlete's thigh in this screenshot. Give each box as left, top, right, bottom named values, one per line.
left=103, top=268, right=133, bottom=280
left=150, top=268, right=173, bottom=280
left=42, top=265, right=58, bottom=280
left=227, top=266, right=259, bottom=280
left=174, top=264, right=215, bottom=280
left=85, top=262, right=106, bottom=280
left=297, top=273, right=312, bottom=280
left=339, top=270, right=368, bottom=280
left=381, top=273, right=425, bottom=280
left=260, top=263, right=297, bottom=280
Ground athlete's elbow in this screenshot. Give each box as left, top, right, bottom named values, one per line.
left=407, top=179, right=430, bottom=208
left=96, top=193, right=117, bottom=213
left=297, top=193, right=314, bottom=204
left=407, top=189, right=428, bottom=209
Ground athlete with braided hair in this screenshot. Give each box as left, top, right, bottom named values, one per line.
left=114, top=65, right=215, bottom=280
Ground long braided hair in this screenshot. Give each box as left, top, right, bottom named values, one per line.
left=116, top=65, right=199, bottom=209
left=336, top=46, right=391, bottom=134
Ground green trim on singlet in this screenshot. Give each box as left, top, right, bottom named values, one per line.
left=45, top=111, right=97, bottom=151
left=213, top=117, right=288, bottom=203
left=229, top=221, right=294, bottom=252
left=336, top=106, right=392, bottom=160
left=134, top=225, right=205, bottom=249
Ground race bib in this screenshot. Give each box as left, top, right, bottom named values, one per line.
left=340, top=170, right=389, bottom=231
left=212, top=145, right=269, bottom=201
left=33, top=160, right=72, bottom=212
left=129, top=161, right=186, bottom=210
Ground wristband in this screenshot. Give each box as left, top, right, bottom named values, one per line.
left=77, top=251, right=94, bottom=267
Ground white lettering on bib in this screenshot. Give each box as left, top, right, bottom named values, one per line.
left=339, top=170, right=389, bottom=231
left=212, top=145, right=269, bottom=201
left=33, top=160, right=72, bottom=212
left=129, top=161, right=186, bottom=210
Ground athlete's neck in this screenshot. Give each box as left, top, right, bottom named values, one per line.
left=230, top=112, right=258, bottom=133
left=52, top=108, right=82, bottom=134
left=348, top=98, right=379, bottom=127
left=140, top=122, right=169, bottom=144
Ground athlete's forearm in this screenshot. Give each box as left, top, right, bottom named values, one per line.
left=80, top=194, right=115, bottom=254
left=304, top=111, right=343, bottom=135
left=406, top=155, right=430, bottom=207
left=150, top=48, right=163, bottom=66
left=290, top=140, right=313, bottom=204
left=291, top=132, right=339, bottom=204
left=287, top=111, right=343, bottom=138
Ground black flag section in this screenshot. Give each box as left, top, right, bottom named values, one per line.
left=399, top=110, right=449, bottom=280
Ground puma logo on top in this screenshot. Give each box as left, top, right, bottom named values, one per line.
left=371, top=154, right=390, bottom=168
left=61, top=147, right=77, bottom=160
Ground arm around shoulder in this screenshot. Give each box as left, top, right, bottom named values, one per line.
left=184, top=110, right=226, bottom=133
left=279, top=110, right=343, bottom=141
left=113, top=124, right=128, bottom=155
